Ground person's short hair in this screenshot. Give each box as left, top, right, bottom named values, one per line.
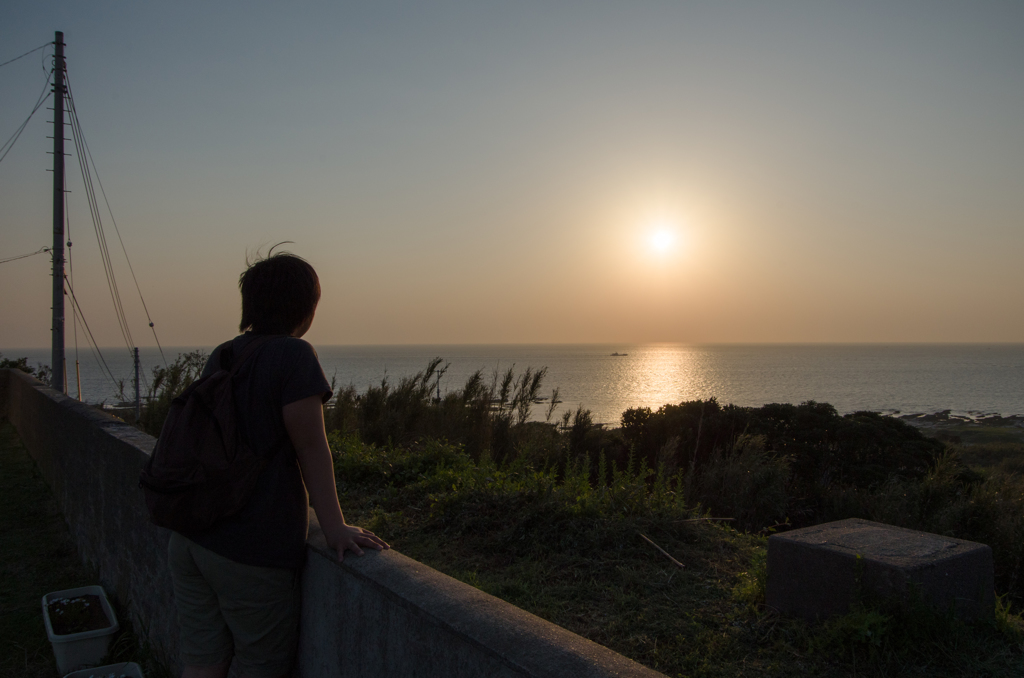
left=238, top=251, right=320, bottom=334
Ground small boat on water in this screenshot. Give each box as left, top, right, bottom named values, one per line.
left=610, top=352, right=628, bottom=356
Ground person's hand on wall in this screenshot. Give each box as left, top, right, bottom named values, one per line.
left=324, top=522, right=389, bottom=562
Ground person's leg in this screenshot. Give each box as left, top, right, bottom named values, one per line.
left=181, top=659, right=231, bottom=678
left=185, top=540, right=301, bottom=678
left=168, top=532, right=236, bottom=675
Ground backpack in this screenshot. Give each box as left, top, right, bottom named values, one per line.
left=139, top=335, right=276, bottom=532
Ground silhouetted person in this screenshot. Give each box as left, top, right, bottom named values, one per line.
left=167, top=251, right=388, bottom=678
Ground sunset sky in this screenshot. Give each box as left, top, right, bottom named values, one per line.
left=2, top=1, right=1022, bottom=349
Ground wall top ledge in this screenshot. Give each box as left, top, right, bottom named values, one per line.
left=307, top=518, right=666, bottom=678
left=4, top=369, right=156, bottom=453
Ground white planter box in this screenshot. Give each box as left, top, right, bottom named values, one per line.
left=63, top=661, right=144, bottom=678
left=42, top=585, right=120, bottom=675
left=63, top=663, right=144, bottom=678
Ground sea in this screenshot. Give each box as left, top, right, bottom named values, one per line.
left=7, top=344, right=1023, bottom=425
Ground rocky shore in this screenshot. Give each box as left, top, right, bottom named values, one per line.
left=897, top=410, right=1024, bottom=444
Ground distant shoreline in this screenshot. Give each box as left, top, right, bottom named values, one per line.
left=6, top=344, right=1023, bottom=422
left=896, top=411, right=1024, bottom=445
left=897, top=411, right=1024, bottom=426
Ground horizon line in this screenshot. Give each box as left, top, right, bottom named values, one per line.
left=5, top=340, right=1024, bottom=352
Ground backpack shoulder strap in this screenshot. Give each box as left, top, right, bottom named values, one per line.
left=223, top=335, right=280, bottom=376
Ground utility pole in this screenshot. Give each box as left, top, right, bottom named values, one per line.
left=50, top=31, right=66, bottom=392
left=134, top=347, right=141, bottom=422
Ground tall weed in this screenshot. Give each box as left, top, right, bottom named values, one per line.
left=325, top=366, right=1024, bottom=605
left=137, top=350, right=207, bottom=435
left=694, top=435, right=791, bottom=532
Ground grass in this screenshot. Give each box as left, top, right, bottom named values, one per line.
left=4, top=394, right=1024, bottom=676
left=952, top=426, right=1024, bottom=446
left=21, top=346, right=1024, bottom=675
left=0, top=421, right=169, bottom=678
left=330, top=432, right=1024, bottom=677
left=952, top=441, right=1024, bottom=475
left=906, top=421, right=1024, bottom=447
left=10, top=349, right=1024, bottom=675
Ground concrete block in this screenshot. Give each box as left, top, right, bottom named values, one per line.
left=767, top=518, right=993, bottom=621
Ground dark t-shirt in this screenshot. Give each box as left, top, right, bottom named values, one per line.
left=182, top=333, right=332, bottom=569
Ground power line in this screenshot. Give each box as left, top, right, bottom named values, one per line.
left=0, top=246, right=50, bottom=265
left=67, top=75, right=168, bottom=367
left=0, top=43, right=49, bottom=69
left=63, top=72, right=165, bottom=394
left=41, top=43, right=52, bottom=76
left=65, top=179, right=82, bottom=400
left=64, top=75, right=137, bottom=356
left=3, top=40, right=163, bottom=399
left=64, top=274, right=126, bottom=400
left=60, top=140, right=148, bottom=400
left=0, top=71, right=52, bottom=166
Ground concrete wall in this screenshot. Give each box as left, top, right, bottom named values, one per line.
left=1, top=369, right=663, bottom=678
left=0, top=368, right=180, bottom=671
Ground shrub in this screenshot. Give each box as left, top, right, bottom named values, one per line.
left=620, top=399, right=946, bottom=528
left=694, top=435, right=791, bottom=532
left=325, top=365, right=1024, bottom=606
left=0, top=354, right=52, bottom=384
left=825, top=450, right=1024, bottom=606
left=324, top=383, right=359, bottom=435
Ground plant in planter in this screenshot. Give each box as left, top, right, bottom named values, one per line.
left=46, top=594, right=110, bottom=635
left=42, top=585, right=120, bottom=675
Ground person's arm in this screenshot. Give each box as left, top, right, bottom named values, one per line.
left=283, top=394, right=389, bottom=562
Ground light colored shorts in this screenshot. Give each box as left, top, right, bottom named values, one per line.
left=168, top=532, right=300, bottom=677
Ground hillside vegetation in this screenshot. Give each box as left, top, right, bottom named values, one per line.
left=49, top=351, right=1024, bottom=676
left=318, top=359, right=1024, bottom=676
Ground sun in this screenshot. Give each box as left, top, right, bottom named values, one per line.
left=649, top=227, right=676, bottom=254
